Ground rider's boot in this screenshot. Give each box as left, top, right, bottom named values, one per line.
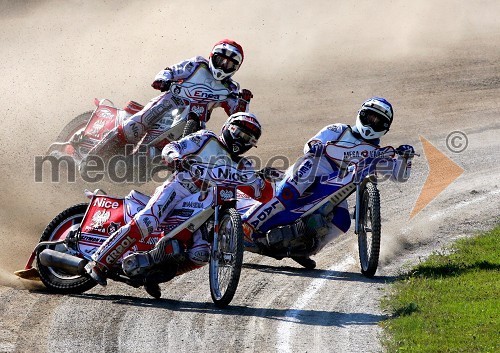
left=143, top=264, right=178, bottom=299
left=145, top=258, right=205, bottom=298
left=242, top=222, right=262, bottom=253
left=175, top=260, right=203, bottom=276
left=144, top=260, right=203, bottom=298
left=84, top=261, right=108, bottom=286
left=291, top=256, right=316, bottom=270
left=143, top=280, right=161, bottom=299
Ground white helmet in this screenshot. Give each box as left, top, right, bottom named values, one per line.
left=355, top=97, right=394, bottom=139
left=209, top=39, right=244, bottom=80
left=221, top=112, right=262, bottom=155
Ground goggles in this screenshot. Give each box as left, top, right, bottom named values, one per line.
left=360, top=110, right=391, bottom=132
left=212, top=54, right=240, bottom=73
left=228, top=124, right=258, bottom=146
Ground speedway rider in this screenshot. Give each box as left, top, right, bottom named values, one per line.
left=242, top=97, right=415, bottom=269
left=85, top=112, right=264, bottom=298
left=86, top=39, right=253, bottom=158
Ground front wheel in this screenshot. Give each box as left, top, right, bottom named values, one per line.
left=209, top=208, right=244, bottom=308
left=36, top=203, right=97, bottom=294
left=357, top=182, right=381, bottom=278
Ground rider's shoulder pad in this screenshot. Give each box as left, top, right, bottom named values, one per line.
left=192, top=56, right=209, bottom=65
left=193, top=129, right=218, bottom=138
left=325, top=123, right=348, bottom=133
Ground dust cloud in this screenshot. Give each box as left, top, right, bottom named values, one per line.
left=1, top=0, right=498, bottom=286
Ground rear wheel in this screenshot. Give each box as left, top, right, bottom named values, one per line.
left=357, top=182, right=381, bottom=278
left=209, top=208, right=244, bottom=308
left=47, top=111, right=92, bottom=157
left=36, top=203, right=96, bottom=294
left=182, top=118, right=199, bottom=137
left=56, top=111, right=92, bottom=142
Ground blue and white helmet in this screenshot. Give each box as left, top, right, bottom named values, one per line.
left=355, top=97, right=394, bottom=139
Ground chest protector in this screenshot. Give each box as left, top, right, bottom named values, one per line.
left=324, top=127, right=381, bottom=170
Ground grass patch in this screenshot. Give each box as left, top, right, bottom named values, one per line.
left=381, top=226, right=500, bottom=352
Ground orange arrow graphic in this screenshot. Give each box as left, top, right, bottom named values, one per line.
left=410, top=135, right=464, bottom=219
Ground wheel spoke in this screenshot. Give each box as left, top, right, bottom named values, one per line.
left=209, top=208, right=244, bottom=307
left=357, top=183, right=381, bottom=278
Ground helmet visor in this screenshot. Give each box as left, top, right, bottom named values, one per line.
left=212, top=53, right=239, bottom=74
left=228, top=124, right=258, bottom=147
left=360, top=111, right=391, bottom=132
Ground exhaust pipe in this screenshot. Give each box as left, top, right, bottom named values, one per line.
left=39, top=249, right=87, bottom=275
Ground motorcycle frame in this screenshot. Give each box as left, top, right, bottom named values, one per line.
left=260, top=143, right=398, bottom=239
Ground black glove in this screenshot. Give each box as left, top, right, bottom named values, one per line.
left=168, top=158, right=186, bottom=172
left=259, top=167, right=283, bottom=181
left=395, top=144, right=415, bottom=158
left=239, top=88, right=253, bottom=102
left=307, top=141, right=324, bottom=155
left=152, top=79, right=172, bottom=92
left=163, top=152, right=186, bottom=172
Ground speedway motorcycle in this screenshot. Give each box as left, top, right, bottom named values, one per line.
left=238, top=142, right=418, bottom=277
left=47, top=64, right=241, bottom=180
left=16, top=139, right=260, bottom=307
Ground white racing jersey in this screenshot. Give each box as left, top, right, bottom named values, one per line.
left=155, top=56, right=247, bottom=116
left=304, top=123, right=412, bottom=182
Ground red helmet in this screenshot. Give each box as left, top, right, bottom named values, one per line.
left=209, top=39, right=244, bottom=80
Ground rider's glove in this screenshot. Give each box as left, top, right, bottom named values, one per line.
left=169, top=158, right=185, bottom=172
left=258, top=167, right=283, bottom=181
left=307, top=141, right=324, bottom=155
left=395, top=144, right=415, bottom=158
left=239, top=89, right=253, bottom=102
left=163, top=151, right=184, bottom=171
left=152, top=79, right=172, bottom=92
left=171, top=157, right=198, bottom=173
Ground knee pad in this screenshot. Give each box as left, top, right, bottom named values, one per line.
left=187, top=243, right=210, bottom=266
left=122, top=120, right=146, bottom=143
left=135, top=214, right=160, bottom=238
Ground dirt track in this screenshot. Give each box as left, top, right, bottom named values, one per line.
left=1, top=1, right=499, bottom=352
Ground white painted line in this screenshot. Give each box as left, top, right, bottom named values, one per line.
left=276, top=256, right=356, bottom=353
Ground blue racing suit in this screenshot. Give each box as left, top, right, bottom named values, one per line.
left=242, top=124, right=412, bottom=253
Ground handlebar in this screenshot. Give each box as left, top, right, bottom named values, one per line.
left=395, top=150, right=420, bottom=158
left=257, top=167, right=285, bottom=181
left=187, top=161, right=261, bottom=186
